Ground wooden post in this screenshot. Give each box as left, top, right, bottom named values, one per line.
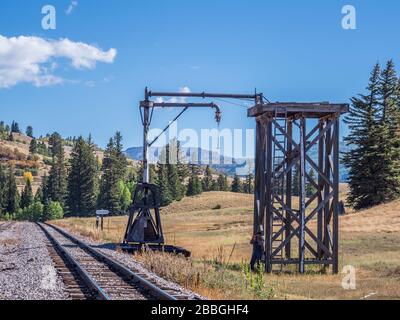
left=333, top=117, right=340, bottom=274
left=299, top=117, right=306, bottom=274
left=285, top=120, right=293, bottom=259
left=265, top=118, right=273, bottom=273
left=323, top=120, right=332, bottom=260
left=251, top=119, right=267, bottom=269
left=317, top=121, right=324, bottom=259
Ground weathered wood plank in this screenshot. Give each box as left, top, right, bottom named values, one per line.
left=248, top=103, right=349, bottom=118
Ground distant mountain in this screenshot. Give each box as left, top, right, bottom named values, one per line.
left=307, top=141, right=350, bottom=182
left=124, top=146, right=254, bottom=177
left=125, top=142, right=350, bottom=182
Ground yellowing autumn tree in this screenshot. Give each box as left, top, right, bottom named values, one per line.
left=23, top=171, right=33, bottom=183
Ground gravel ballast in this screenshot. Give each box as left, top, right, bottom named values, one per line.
left=0, top=222, right=68, bottom=300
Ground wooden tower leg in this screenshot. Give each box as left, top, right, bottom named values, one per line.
left=265, top=118, right=273, bottom=273
left=333, top=117, right=340, bottom=274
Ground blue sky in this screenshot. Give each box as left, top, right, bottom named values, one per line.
left=1, top=0, right=400, bottom=149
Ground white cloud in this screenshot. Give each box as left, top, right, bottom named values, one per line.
left=156, top=86, right=192, bottom=103
left=66, top=0, right=78, bottom=15
left=179, top=86, right=191, bottom=94
left=0, top=34, right=117, bottom=88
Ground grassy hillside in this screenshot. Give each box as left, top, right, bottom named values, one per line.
left=0, top=132, right=124, bottom=194
left=0, top=133, right=50, bottom=193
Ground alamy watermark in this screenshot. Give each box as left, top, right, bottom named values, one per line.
left=341, top=265, right=357, bottom=290
left=41, top=5, right=56, bottom=30
left=342, top=5, right=357, bottom=30
left=148, top=121, right=255, bottom=175
left=41, top=265, right=58, bottom=290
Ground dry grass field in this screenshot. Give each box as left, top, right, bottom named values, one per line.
left=53, top=189, right=400, bottom=300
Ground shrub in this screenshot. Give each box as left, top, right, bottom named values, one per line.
left=15, top=169, right=24, bottom=177
left=43, top=158, right=53, bottom=166
left=241, top=262, right=275, bottom=300
left=47, top=201, right=64, bottom=220
left=16, top=202, right=44, bottom=222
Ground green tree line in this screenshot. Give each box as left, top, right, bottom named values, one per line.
left=1, top=130, right=256, bottom=221
left=344, top=60, right=400, bottom=209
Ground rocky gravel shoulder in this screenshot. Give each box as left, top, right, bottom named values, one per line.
left=51, top=224, right=205, bottom=300
left=0, top=222, right=68, bottom=300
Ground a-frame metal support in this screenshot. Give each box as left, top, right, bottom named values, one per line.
left=125, top=88, right=263, bottom=246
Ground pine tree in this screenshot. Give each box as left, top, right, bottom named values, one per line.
left=11, top=121, right=20, bottom=133
left=34, top=187, right=43, bottom=203
left=186, top=165, right=202, bottom=196
left=6, top=167, right=20, bottom=214
left=155, top=141, right=185, bottom=205
left=41, top=175, right=49, bottom=203
left=41, top=175, right=50, bottom=221
left=292, top=164, right=300, bottom=197
left=168, top=163, right=183, bottom=201
left=113, top=131, right=128, bottom=181
left=47, top=135, right=67, bottom=206
left=380, top=60, right=399, bottom=123
left=99, top=134, right=127, bottom=214
left=49, top=132, right=63, bottom=157
left=156, top=162, right=173, bottom=206
left=243, top=174, right=254, bottom=194
left=176, top=140, right=189, bottom=195
left=26, top=126, right=33, bottom=138
left=211, top=179, right=219, bottom=191
left=217, top=174, right=229, bottom=191
left=21, top=179, right=33, bottom=209
left=377, top=60, right=400, bottom=199
left=344, top=63, right=388, bottom=209
left=202, top=165, right=213, bottom=192
left=306, top=168, right=317, bottom=198
left=165, top=142, right=184, bottom=202
left=29, top=139, right=38, bottom=154
left=0, top=165, right=6, bottom=216
left=171, top=140, right=187, bottom=200
left=67, top=136, right=98, bottom=216
left=231, top=175, right=242, bottom=193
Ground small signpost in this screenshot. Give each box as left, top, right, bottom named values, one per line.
left=96, top=210, right=109, bottom=231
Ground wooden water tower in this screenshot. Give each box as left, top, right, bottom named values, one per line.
left=248, top=102, right=348, bottom=274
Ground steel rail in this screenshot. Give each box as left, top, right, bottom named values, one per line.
left=41, top=223, right=178, bottom=301
left=37, top=223, right=110, bottom=300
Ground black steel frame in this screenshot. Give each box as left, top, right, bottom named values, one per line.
left=124, top=88, right=262, bottom=246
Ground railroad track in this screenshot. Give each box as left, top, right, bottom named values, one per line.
left=38, top=223, right=193, bottom=301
